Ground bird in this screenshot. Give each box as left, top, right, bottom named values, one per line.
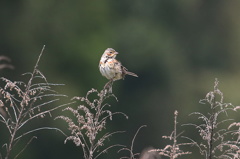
left=99, top=48, right=138, bottom=89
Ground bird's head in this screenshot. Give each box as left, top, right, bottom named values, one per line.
left=102, top=48, right=118, bottom=59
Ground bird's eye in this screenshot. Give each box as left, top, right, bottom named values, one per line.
left=110, top=52, right=112, bottom=53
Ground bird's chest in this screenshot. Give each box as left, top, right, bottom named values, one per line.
left=99, top=59, right=122, bottom=80
left=101, top=59, right=115, bottom=69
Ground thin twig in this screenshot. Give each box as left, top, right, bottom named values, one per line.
left=14, top=136, right=37, bottom=159
left=26, top=45, right=46, bottom=91
left=130, top=125, right=147, bottom=158
left=19, top=101, right=75, bottom=130
left=14, top=127, right=66, bottom=141
left=94, top=144, right=125, bottom=159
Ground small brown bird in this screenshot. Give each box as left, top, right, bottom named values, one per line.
left=99, top=48, right=138, bottom=86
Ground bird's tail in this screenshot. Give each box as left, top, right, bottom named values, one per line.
left=121, top=66, right=138, bottom=79
left=126, top=71, right=138, bottom=77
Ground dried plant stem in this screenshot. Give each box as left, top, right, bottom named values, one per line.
left=26, top=45, right=46, bottom=90
left=57, top=87, right=128, bottom=159
left=207, top=97, right=215, bottom=159
left=150, top=111, right=192, bottom=159
left=119, top=125, right=147, bottom=159
left=13, top=136, right=37, bottom=159
left=184, top=79, right=240, bottom=159
left=5, top=46, right=45, bottom=159
left=172, top=111, right=178, bottom=159
left=6, top=105, right=23, bottom=159
left=0, top=45, right=69, bottom=159
left=0, top=56, right=14, bottom=70
left=131, top=125, right=147, bottom=158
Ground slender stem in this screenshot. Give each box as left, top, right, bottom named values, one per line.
left=5, top=106, right=24, bottom=159
left=172, top=111, right=178, bottom=159
left=26, top=45, right=45, bottom=90
left=5, top=46, right=45, bottom=159
left=128, top=125, right=146, bottom=159
left=14, top=136, right=37, bottom=159
left=208, top=95, right=216, bottom=159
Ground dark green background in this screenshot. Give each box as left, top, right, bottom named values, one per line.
left=1, top=1, right=240, bottom=158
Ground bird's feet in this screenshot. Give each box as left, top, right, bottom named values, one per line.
left=104, top=80, right=113, bottom=94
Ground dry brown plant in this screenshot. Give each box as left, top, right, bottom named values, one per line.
left=0, top=46, right=68, bottom=159
left=0, top=56, right=14, bottom=70
left=119, top=125, right=147, bottom=159
left=184, top=79, right=240, bottom=159
left=56, top=87, right=128, bottom=159
left=149, top=111, right=192, bottom=159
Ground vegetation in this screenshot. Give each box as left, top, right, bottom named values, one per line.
left=1, top=1, right=240, bottom=158
left=1, top=49, right=240, bottom=159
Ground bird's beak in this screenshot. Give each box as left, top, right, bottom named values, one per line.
left=114, top=52, right=118, bottom=55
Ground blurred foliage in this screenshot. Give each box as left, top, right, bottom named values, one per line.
left=1, top=0, right=240, bottom=158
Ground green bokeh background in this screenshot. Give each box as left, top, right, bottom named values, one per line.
left=1, top=1, right=240, bottom=158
